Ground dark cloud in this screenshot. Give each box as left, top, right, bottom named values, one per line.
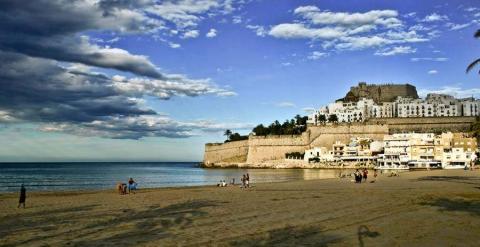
left=0, top=52, right=241, bottom=139
left=0, top=0, right=164, bottom=78
left=0, top=0, right=243, bottom=139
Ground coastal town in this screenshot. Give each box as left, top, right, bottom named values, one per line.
left=293, top=82, right=480, bottom=170
left=204, top=82, right=480, bottom=170
left=301, top=132, right=477, bottom=170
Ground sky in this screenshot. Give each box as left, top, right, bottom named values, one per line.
left=0, top=0, right=479, bottom=162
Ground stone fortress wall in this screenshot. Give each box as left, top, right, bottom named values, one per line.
left=204, top=140, right=249, bottom=165
left=341, top=82, right=419, bottom=103
left=203, top=117, right=476, bottom=166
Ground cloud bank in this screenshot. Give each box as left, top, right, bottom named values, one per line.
left=0, top=0, right=241, bottom=139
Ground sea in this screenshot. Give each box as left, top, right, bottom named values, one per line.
left=0, top=162, right=351, bottom=193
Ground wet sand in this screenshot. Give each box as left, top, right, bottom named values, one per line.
left=1, top=169, right=479, bottom=246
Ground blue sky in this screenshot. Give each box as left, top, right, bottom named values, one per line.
left=0, top=0, right=479, bottom=162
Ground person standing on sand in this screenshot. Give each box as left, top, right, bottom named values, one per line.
left=363, top=169, right=368, bottom=182
left=374, top=169, right=378, bottom=180
left=18, top=184, right=26, bottom=208
left=246, top=173, right=250, bottom=188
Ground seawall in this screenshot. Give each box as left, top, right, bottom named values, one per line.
left=203, top=117, right=476, bottom=167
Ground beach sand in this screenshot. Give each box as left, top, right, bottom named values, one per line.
left=1, top=169, right=479, bottom=246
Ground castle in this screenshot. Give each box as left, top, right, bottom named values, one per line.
left=340, top=82, right=418, bottom=103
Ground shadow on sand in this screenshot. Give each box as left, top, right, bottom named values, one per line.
left=357, top=225, right=380, bottom=247
left=1, top=200, right=220, bottom=246
left=417, top=176, right=480, bottom=186
left=420, top=197, right=480, bottom=216
left=229, top=225, right=342, bottom=247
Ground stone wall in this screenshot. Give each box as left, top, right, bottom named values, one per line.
left=367, top=116, right=475, bottom=133
left=246, top=134, right=309, bottom=163
left=203, top=140, right=249, bottom=166
left=308, top=124, right=389, bottom=148
left=203, top=117, right=476, bottom=166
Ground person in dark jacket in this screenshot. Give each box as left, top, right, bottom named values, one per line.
left=18, top=184, right=26, bottom=208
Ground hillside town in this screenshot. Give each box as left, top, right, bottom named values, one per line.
left=307, top=83, right=480, bottom=124
left=301, top=132, right=478, bottom=170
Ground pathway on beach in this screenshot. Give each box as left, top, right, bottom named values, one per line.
left=1, top=169, right=479, bottom=246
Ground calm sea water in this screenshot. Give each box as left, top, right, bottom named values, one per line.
left=0, top=162, right=350, bottom=193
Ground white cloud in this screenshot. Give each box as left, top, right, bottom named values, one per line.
left=411, top=57, right=448, bottom=62
left=465, top=7, right=478, bottom=12
left=262, top=5, right=430, bottom=53
left=182, top=29, right=200, bottom=39
left=404, top=12, right=416, bottom=18
left=246, top=25, right=268, bottom=37
left=169, top=42, right=181, bottom=48
left=206, top=28, right=217, bottom=38
left=428, top=70, right=438, bottom=74
left=446, top=22, right=471, bottom=31
left=232, top=15, right=242, bottom=24
left=335, top=36, right=390, bottom=50
left=422, top=13, right=449, bottom=22
left=294, top=6, right=400, bottom=27
left=275, top=102, right=296, bottom=107
left=418, top=86, right=480, bottom=98
left=374, top=46, right=416, bottom=56
left=281, top=62, right=293, bottom=67
left=302, top=107, right=316, bottom=113
left=269, top=23, right=345, bottom=39
left=308, top=51, right=328, bottom=60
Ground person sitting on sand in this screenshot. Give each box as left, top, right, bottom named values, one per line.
left=18, top=184, right=26, bottom=209
left=222, top=180, right=227, bottom=187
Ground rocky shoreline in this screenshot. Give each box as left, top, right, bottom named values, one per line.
left=200, top=160, right=376, bottom=169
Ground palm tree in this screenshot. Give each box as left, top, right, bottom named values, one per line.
left=467, top=29, right=480, bottom=74
left=224, top=129, right=232, bottom=140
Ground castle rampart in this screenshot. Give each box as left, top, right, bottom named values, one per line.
left=203, top=117, right=476, bottom=167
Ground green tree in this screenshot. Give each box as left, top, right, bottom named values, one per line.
left=318, top=114, right=327, bottom=123
left=328, top=114, right=338, bottom=123
left=224, top=129, right=232, bottom=140
left=467, top=30, right=480, bottom=74
left=253, top=124, right=267, bottom=136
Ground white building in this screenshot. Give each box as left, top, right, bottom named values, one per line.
left=307, top=93, right=478, bottom=125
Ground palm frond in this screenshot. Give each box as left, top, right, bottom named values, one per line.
left=467, top=58, right=480, bottom=73
left=475, top=29, right=480, bottom=38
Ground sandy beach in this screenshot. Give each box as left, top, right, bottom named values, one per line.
left=1, top=169, right=479, bottom=246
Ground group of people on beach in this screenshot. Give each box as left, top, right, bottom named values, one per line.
left=353, top=169, right=377, bottom=183
left=217, top=173, right=250, bottom=188
left=241, top=173, right=250, bottom=188
left=117, top=177, right=137, bottom=195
